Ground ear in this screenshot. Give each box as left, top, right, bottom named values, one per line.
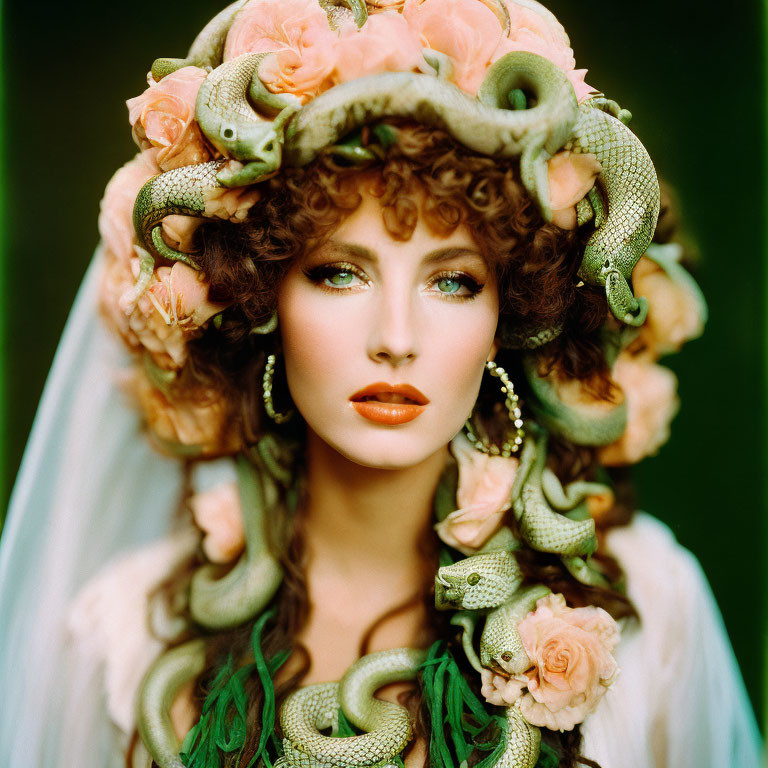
left=487, top=337, right=500, bottom=363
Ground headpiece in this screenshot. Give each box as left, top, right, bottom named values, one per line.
left=120, top=0, right=660, bottom=340
left=91, top=2, right=708, bottom=767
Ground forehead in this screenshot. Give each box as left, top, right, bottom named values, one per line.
left=326, top=174, right=480, bottom=256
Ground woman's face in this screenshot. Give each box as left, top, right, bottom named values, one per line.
left=277, top=178, right=499, bottom=470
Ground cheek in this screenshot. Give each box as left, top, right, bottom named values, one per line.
left=276, top=273, right=358, bottom=403
left=427, top=297, right=499, bottom=413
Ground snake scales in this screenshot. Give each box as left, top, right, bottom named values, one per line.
left=277, top=648, right=426, bottom=768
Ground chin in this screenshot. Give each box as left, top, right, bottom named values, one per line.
left=324, top=425, right=456, bottom=471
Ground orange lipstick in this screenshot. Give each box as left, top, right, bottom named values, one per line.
left=349, top=383, right=429, bottom=425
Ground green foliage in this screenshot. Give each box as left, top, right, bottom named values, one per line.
left=420, top=641, right=507, bottom=768
left=420, top=641, right=565, bottom=768
left=535, top=741, right=561, bottom=768
left=180, top=608, right=289, bottom=768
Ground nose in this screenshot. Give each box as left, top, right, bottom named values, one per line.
left=367, top=283, right=419, bottom=367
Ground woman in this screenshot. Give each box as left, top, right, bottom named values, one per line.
left=0, top=1, right=761, bottom=767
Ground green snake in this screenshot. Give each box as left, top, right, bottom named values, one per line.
left=436, top=535, right=553, bottom=768
left=284, top=52, right=578, bottom=216
left=138, top=639, right=207, bottom=768
left=189, top=445, right=284, bottom=630
left=277, top=647, right=427, bottom=768
left=195, top=52, right=298, bottom=187
left=521, top=350, right=628, bottom=447
left=513, top=432, right=597, bottom=557
left=137, top=438, right=289, bottom=767
left=570, top=99, right=660, bottom=326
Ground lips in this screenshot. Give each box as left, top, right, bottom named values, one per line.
left=349, top=382, right=429, bottom=425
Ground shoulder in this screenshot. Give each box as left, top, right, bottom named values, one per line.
left=605, top=513, right=711, bottom=630
left=604, top=512, right=731, bottom=695
left=66, top=526, right=198, bottom=737
left=584, top=514, right=762, bottom=768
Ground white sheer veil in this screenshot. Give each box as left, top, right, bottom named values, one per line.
left=0, top=249, right=185, bottom=766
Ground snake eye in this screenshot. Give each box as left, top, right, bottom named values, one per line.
left=222, top=126, right=236, bottom=140
left=501, top=652, right=513, bottom=662
left=467, top=573, right=481, bottom=586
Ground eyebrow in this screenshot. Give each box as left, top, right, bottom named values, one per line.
left=318, top=241, right=487, bottom=267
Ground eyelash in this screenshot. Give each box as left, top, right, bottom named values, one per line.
left=302, top=263, right=365, bottom=294
left=433, top=271, right=484, bottom=301
left=302, top=262, right=485, bottom=301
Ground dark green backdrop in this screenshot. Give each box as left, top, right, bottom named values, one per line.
left=3, top=0, right=764, bottom=723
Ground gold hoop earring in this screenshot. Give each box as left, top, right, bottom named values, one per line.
left=262, top=353, right=293, bottom=424
left=463, top=361, right=524, bottom=457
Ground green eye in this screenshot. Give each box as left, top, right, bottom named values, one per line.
left=328, top=271, right=354, bottom=286
left=437, top=277, right=461, bottom=294
left=467, top=573, right=480, bottom=586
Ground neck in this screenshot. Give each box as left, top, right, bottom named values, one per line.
left=301, top=428, right=448, bottom=577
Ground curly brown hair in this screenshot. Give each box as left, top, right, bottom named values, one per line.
left=143, top=125, right=637, bottom=768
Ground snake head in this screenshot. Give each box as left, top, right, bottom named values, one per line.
left=216, top=104, right=298, bottom=188
left=579, top=246, right=649, bottom=326
left=488, top=646, right=532, bottom=677
left=435, top=551, right=522, bottom=611
left=215, top=116, right=278, bottom=161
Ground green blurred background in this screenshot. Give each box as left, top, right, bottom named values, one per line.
left=2, top=0, right=763, bottom=725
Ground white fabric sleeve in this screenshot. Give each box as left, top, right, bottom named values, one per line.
left=581, top=513, right=762, bottom=768
left=0, top=253, right=186, bottom=767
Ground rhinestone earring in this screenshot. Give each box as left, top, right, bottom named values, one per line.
left=262, top=353, right=293, bottom=424
left=463, top=360, right=524, bottom=457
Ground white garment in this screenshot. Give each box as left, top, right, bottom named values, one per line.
left=0, top=256, right=762, bottom=767
left=581, top=514, right=763, bottom=767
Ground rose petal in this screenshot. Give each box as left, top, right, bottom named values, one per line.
left=404, top=0, right=503, bottom=93
left=599, top=355, right=679, bottom=466
left=548, top=151, right=602, bottom=229
left=126, top=66, right=210, bottom=171
left=514, top=592, right=620, bottom=729
left=434, top=432, right=518, bottom=551
left=189, top=482, right=246, bottom=563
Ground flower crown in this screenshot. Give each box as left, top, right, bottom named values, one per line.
left=118, top=0, right=659, bottom=331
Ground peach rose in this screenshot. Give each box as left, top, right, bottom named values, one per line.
left=100, top=254, right=187, bottom=370
left=98, top=153, right=159, bottom=266
left=586, top=486, right=615, bottom=523
left=493, top=3, right=597, bottom=102
left=203, top=174, right=262, bottom=221
left=599, top=354, right=679, bottom=466
left=123, top=366, right=240, bottom=455
left=547, top=151, right=601, bottom=228
left=161, top=215, right=202, bottom=255
left=189, top=482, right=246, bottom=563
left=632, top=253, right=706, bottom=358
left=149, top=262, right=228, bottom=329
left=101, top=255, right=226, bottom=370
left=404, top=0, right=503, bottom=93
left=482, top=593, right=619, bottom=731
left=334, top=12, right=424, bottom=83
left=434, top=432, right=518, bottom=553
left=225, top=0, right=338, bottom=102
left=127, top=66, right=210, bottom=171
